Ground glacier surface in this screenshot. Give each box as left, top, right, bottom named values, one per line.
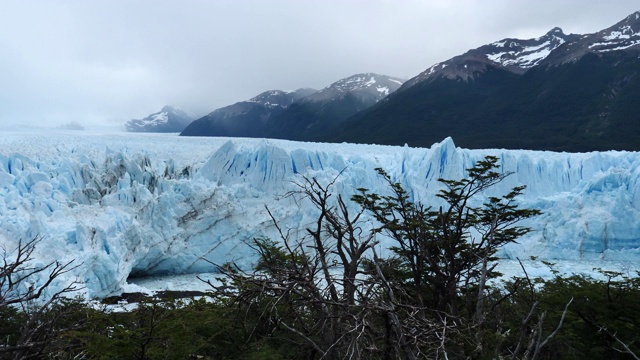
left=1, top=131, right=639, bottom=298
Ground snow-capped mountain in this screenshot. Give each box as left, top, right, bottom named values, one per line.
left=261, top=73, right=404, bottom=141
left=301, top=73, right=404, bottom=102
left=1, top=132, right=639, bottom=298
left=181, top=73, right=404, bottom=140
left=248, top=89, right=316, bottom=108
left=125, top=106, right=194, bottom=133
left=485, top=28, right=573, bottom=69
left=541, top=11, right=640, bottom=65
left=328, top=11, right=640, bottom=152
left=403, top=28, right=579, bottom=87
left=180, top=88, right=316, bottom=137
left=404, top=11, right=640, bottom=89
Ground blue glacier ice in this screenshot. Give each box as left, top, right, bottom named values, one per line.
left=0, top=131, right=639, bottom=298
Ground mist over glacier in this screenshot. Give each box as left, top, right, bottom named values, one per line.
left=1, top=131, right=639, bottom=298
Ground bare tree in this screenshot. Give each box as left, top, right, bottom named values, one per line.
left=205, top=157, right=547, bottom=359
left=202, top=175, right=386, bottom=358
left=0, top=237, right=83, bottom=358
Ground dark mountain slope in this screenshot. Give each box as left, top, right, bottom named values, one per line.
left=332, top=51, right=640, bottom=151
left=180, top=74, right=403, bottom=140
left=327, top=12, right=640, bottom=151
left=401, top=27, right=578, bottom=89
left=180, top=89, right=315, bottom=137
left=500, top=51, right=640, bottom=151
left=264, top=73, right=404, bottom=141
left=332, top=67, right=519, bottom=147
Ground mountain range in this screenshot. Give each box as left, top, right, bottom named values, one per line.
left=134, top=11, right=640, bottom=152
left=180, top=73, right=404, bottom=140
left=180, top=88, right=316, bottom=137
left=330, top=11, right=640, bottom=151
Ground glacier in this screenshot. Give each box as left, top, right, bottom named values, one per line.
left=1, top=130, right=639, bottom=299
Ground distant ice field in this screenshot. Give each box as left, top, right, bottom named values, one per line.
left=1, top=130, right=639, bottom=298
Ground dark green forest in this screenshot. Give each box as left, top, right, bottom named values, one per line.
left=2, top=157, right=638, bottom=359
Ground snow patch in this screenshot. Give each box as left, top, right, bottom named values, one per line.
left=603, top=30, right=632, bottom=41
left=591, top=39, right=640, bottom=52
left=376, top=86, right=390, bottom=95
left=486, top=39, right=562, bottom=68
left=364, top=76, right=377, bottom=86
left=139, top=112, right=169, bottom=126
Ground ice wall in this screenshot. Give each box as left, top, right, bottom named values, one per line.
left=0, top=132, right=639, bottom=298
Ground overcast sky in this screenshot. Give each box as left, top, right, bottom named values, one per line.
left=0, top=1, right=638, bottom=129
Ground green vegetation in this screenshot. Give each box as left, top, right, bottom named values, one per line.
left=2, top=157, right=639, bottom=358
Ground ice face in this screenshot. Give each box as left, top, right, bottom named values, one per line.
left=1, top=131, right=639, bottom=299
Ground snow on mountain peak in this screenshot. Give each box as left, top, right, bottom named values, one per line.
left=248, top=90, right=287, bottom=108
left=580, top=11, right=640, bottom=52
left=248, top=88, right=317, bottom=108
left=303, top=73, right=404, bottom=103
left=149, top=111, right=169, bottom=124
left=133, top=110, right=171, bottom=127
left=330, top=73, right=378, bottom=92
left=601, top=14, right=640, bottom=41
left=126, top=106, right=195, bottom=133
left=403, top=27, right=578, bottom=88
left=548, top=27, right=564, bottom=35
left=483, top=29, right=570, bottom=69
left=533, top=11, right=640, bottom=65
left=404, top=11, right=640, bottom=90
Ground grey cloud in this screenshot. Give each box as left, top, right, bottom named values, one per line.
left=0, top=0, right=637, bottom=128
